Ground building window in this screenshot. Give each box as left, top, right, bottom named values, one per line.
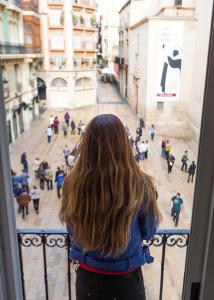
left=85, top=35, right=94, bottom=50
left=49, top=0, right=63, bottom=3
left=73, top=56, right=82, bottom=67
left=50, top=32, right=64, bottom=49
left=49, top=9, right=63, bottom=27
left=51, top=78, right=67, bottom=87
left=75, top=77, right=94, bottom=90
left=73, top=34, right=81, bottom=49
left=157, top=102, right=164, bottom=111
left=24, top=35, right=33, bottom=45
left=50, top=54, right=65, bottom=68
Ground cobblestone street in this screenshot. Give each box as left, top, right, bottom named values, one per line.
left=11, top=82, right=197, bottom=300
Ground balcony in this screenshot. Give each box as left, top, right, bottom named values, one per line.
left=17, top=229, right=190, bottom=300
left=0, top=42, right=26, bottom=55
left=72, top=15, right=97, bottom=30
left=72, top=0, right=96, bottom=9
left=19, top=0, right=39, bottom=13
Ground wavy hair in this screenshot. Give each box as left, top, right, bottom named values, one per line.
left=60, top=114, right=160, bottom=257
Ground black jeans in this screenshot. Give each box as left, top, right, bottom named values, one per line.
left=171, top=209, right=180, bottom=226
left=57, top=185, right=62, bottom=199
left=188, top=173, right=194, bottom=183
left=76, top=267, right=146, bottom=300
left=181, top=162, right=187, bottom=172
left=21, top=206, right=29, bottom=219
left=168, top=165, right=173, bottom=173
left=33, top=199, right=39, bottom=212
left=46, top=179, right=53, bottom=190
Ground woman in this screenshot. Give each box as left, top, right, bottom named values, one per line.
left=60, top=114, right=161, bottom=300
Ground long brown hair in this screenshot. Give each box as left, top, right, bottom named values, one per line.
left=60, top=114, right=160, bottom=257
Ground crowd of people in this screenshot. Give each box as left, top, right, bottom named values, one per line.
left=11, top=114, right=196, bottom=227
left=46, top=112, right=86, bottom=143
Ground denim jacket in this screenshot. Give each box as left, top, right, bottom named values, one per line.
left=68, top=210, right=158, bottom=272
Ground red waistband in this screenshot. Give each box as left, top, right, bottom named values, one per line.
left=79, top=262, right=137, bottom=276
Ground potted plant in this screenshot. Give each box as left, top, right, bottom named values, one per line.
left=60, top=12, right=64, bottom=26
left=80, top=15, right=84, bottom=26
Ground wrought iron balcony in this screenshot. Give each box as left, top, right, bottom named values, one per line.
left=0, top=42, right=26, bottom=55
left=17, top=229, right=190, bottom=300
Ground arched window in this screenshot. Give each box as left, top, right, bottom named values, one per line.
left=51, top=78, right=67, bottom=87
left=75, top=77, right=94, bottom=90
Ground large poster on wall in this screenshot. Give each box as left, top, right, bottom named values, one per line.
left=156, top=21, right=184, bottom=102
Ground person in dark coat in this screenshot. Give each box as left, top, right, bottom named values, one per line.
left=71, top=119, right=76, bottom=134
left=167, top=153, right=175, bottom=174
left=187, top=161, right=197, bottom=183
left=64, top=112, right=70, bottom=125
left=181, top=151, right=189, bottom=172
left=21, top=152, right=28, bottom=173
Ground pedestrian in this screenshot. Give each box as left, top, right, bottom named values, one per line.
left=37, top=164, right=45, bottom=190
left=14, top=183, right=25, bottom=213
left=187, top=161, right=197, bottom=183
left=56, top=170, right=64, bottom=199
left=136, top=126, right=142, bottom=138
left=64, top=112, right=70, bottom=125
left=171, top=193, right=183, bottom=227
left=44, top=166, right=53, bottom=190
left=46, top=126, right=52, bottom=143
left=145, top=140, right=149, bottom=159
left=137, top=141, right=147, bottom=160
left=60, top=114, right=161, bottom=300
left=55, top=166, right=61, bottom=182
left=30, top=186, right=40, bottom=214
left=129, top=136, right=135, bottom=148
left=181, top=151, right=189, bottom=172
left=125, top=125, right=130, bottom=135
left=161, top=139, right=166, bottom=159
left=21, top=152, right=28, bottom=173
left=17, top=191, right=31, bottom=219
left=149, top=124, right=155, bottom=141
left=63, top=145, right=70, bottom=165
left=53, top=117, right=59, bottom=134
left=78, top=120, right=83, bottom=135
left=67, top=153, right=75, bottom=169
left=167, top=153, right=175, bottom=174
left=12, top=172, right=20, bottom=195
left=20, top=171, right=30, bottom=194
left=49, top=115, right=54, bottom=130
left=62, top=122, right=68, bottom=137
left=135, top=135, right=140, bottom=147
left=32, top=158, right=40, bottom=179
left=71, top=119, right=76, bottom=135
left=165, top=140, right=171, bottom=160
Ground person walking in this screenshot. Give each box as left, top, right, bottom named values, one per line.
left=161, top=139, right=166, bottom=159
left=136, top=126, right=142, bottom=138
left=53, top=117, right=59, bottom=134
left=49, top=115, right=54, bottom=130
left=63, top=145, right=70, bottom=165
left=38, top=164, right=45, bottom=190
left=21, top=152, right=28, bottom=173
left=32, top=158, right=40, bottom=179
left=71, top=119, right=76, bottom=135
left=165, top=140, right=171, bottom=160
left=30, top=186, right=40, bottom=214
left=137, top=141, right=147, bottom=161
left=60, top=114, right=161, bottom=300
left=167, top=153, right=175, bottom=174
left=145, top=140, right=149, bottom=159
left=12, top=172, right=20, bottom=195
left=67, top=152, right=75, bottom=169
left=56, top=171, right=64, bottom=199
left=44, top=166, right=53, bottom=190
left=181, top=151, right=189, bottom=172
left=62, top=122, right=68, bottom=137
left=17, top=192, right=31, bottom=219
left=20, top=171, right=30, bottom=194
left=149, top=124, right=155, bottom=141
left=64, top=112, right=70, bottom=125
left=46, top=126, right=52, bottom=143
left=171, top=193, right=183, bottom=227
left=188, top=161, right=197, bottom=183
left=78, top=120, right=83, bottom=135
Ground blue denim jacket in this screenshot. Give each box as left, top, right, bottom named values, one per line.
left=68, top=210, right=157, bottom=272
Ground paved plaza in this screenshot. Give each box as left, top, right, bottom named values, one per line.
left=11, top=83, right=198, bottom=299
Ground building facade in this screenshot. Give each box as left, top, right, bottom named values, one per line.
left=0, top=0, right=42, bottom=145
left=101, top=5, right=120, bottom=73
left=39, top=0, right=97, bottom=109
left=119, top=0, right=200, bottom=139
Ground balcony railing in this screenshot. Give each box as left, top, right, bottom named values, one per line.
left=0, top=42, right=26, bottom=55
left=17, top=229, right=190, bottom=300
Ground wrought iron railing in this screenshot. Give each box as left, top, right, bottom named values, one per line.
left=0, top=42, right=26, bottom=55
left=17, top=229, right=190, bottom=300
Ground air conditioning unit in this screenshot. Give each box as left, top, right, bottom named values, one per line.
left=175, top=0, right=182, bottom=7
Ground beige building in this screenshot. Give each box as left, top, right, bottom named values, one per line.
left=101, top=5, right=120, bottom=69
left=39, top=0, right=97, bottom=109
left=0, top=0, right=42, bottom=145
left=118, top=0, right=209, bottom=140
